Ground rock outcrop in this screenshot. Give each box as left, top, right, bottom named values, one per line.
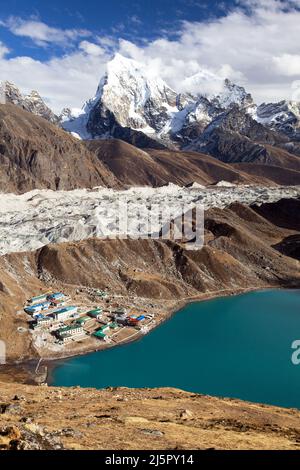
left=1, top=383, right=300, bottom=450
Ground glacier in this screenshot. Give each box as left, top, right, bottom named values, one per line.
left=0, top=184, right=299, bottom=256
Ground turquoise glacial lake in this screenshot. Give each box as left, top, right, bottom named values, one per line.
left=51, top=290, right=300, bottom=408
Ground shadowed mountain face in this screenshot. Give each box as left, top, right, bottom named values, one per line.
left=273, top=235, right=300, bottom=261
left=0, top=104, right=119, bottom=193
left=253, top=199, right=300, bottom=261
left=253, top=198, right=300, bottom=231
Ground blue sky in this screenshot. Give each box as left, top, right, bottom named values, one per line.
left=0, top=0, right=238, bottom=61
left=0, top=0, right=299, bottom=111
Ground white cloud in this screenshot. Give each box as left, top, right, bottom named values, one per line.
left=273, top=54, right=300, bottom=76
left=97, top=36, right=118, bottom=49
left=79, top=41, right=105, bottom=56
left=0, top=41, right=10, bottom=58
left=118, top=0, right=300, bottom=103
left=1, top=16, right=90, bottom=47
left=129, top=15, right=142, bottom=25
left=0, top=50, right=110, bottom=113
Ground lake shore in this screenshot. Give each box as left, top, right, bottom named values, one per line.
left=46, top=282, right=300, bottom=386
left=48, top=288, right=300, bottom=409
left=1, top=282, right=299, bottom=388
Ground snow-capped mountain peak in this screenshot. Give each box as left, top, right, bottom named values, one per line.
left=63, top=54, right=204, bottom=141
left=103, top=53, right=174, bottom=96
left=61, top=53, right=299, bottom=147
left=86, top=53, right=180, bottom=136
left=0, top=81, right=23, bottom=105
left=2, top=54, right=299, bottom=154
left=255, top=100, right=300, bottom=138
left=215, top=79, right=254, bottom=110
left=0, top=80, right=58, bottom=124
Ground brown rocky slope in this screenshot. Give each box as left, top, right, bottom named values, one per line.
left=1, top=383, right=300, bottom=450
left=87, top=139, right=300, bottom=187
left=0, top=199, right=299, bottom=363
left=1, top=101, right=300, bottom=194
left=0, top=104, right=119, bottom=193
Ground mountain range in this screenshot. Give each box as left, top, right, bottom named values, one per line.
left=1, top=53, right=300, bottom=192
left=2, top=54, right=300, bottom=150
left=59, top=53, right=300, bottom=151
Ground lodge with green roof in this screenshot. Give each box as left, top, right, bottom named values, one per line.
left=87, top=308, right=103, bottom=319
left=76, top=316, right=91, bottom=326
left=93, top=330, right=107, bottom=340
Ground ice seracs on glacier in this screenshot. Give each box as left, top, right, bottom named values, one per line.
left=0, top=184, right=299, bottom=255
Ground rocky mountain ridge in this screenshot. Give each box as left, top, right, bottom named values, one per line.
left=2, top=54, right=300, bottom=174
left=60, top=54, right=300, bottom=157
left=0, top=104, right=119, bottom=193
left=3, top=103, right=300, bottom=195
left=256, top=100, right=300, bottom=139
left=0, top=81, right=59, bottom=124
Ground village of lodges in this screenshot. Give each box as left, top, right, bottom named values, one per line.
left=24, top=290, right=151, bottom=346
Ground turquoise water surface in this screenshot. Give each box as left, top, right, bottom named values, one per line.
left=51, top=289, right=300, bottom=408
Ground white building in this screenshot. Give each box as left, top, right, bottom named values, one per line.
left=35, top=316, right=53, bottom=328
left=53, top=306, right=78, bottom=322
